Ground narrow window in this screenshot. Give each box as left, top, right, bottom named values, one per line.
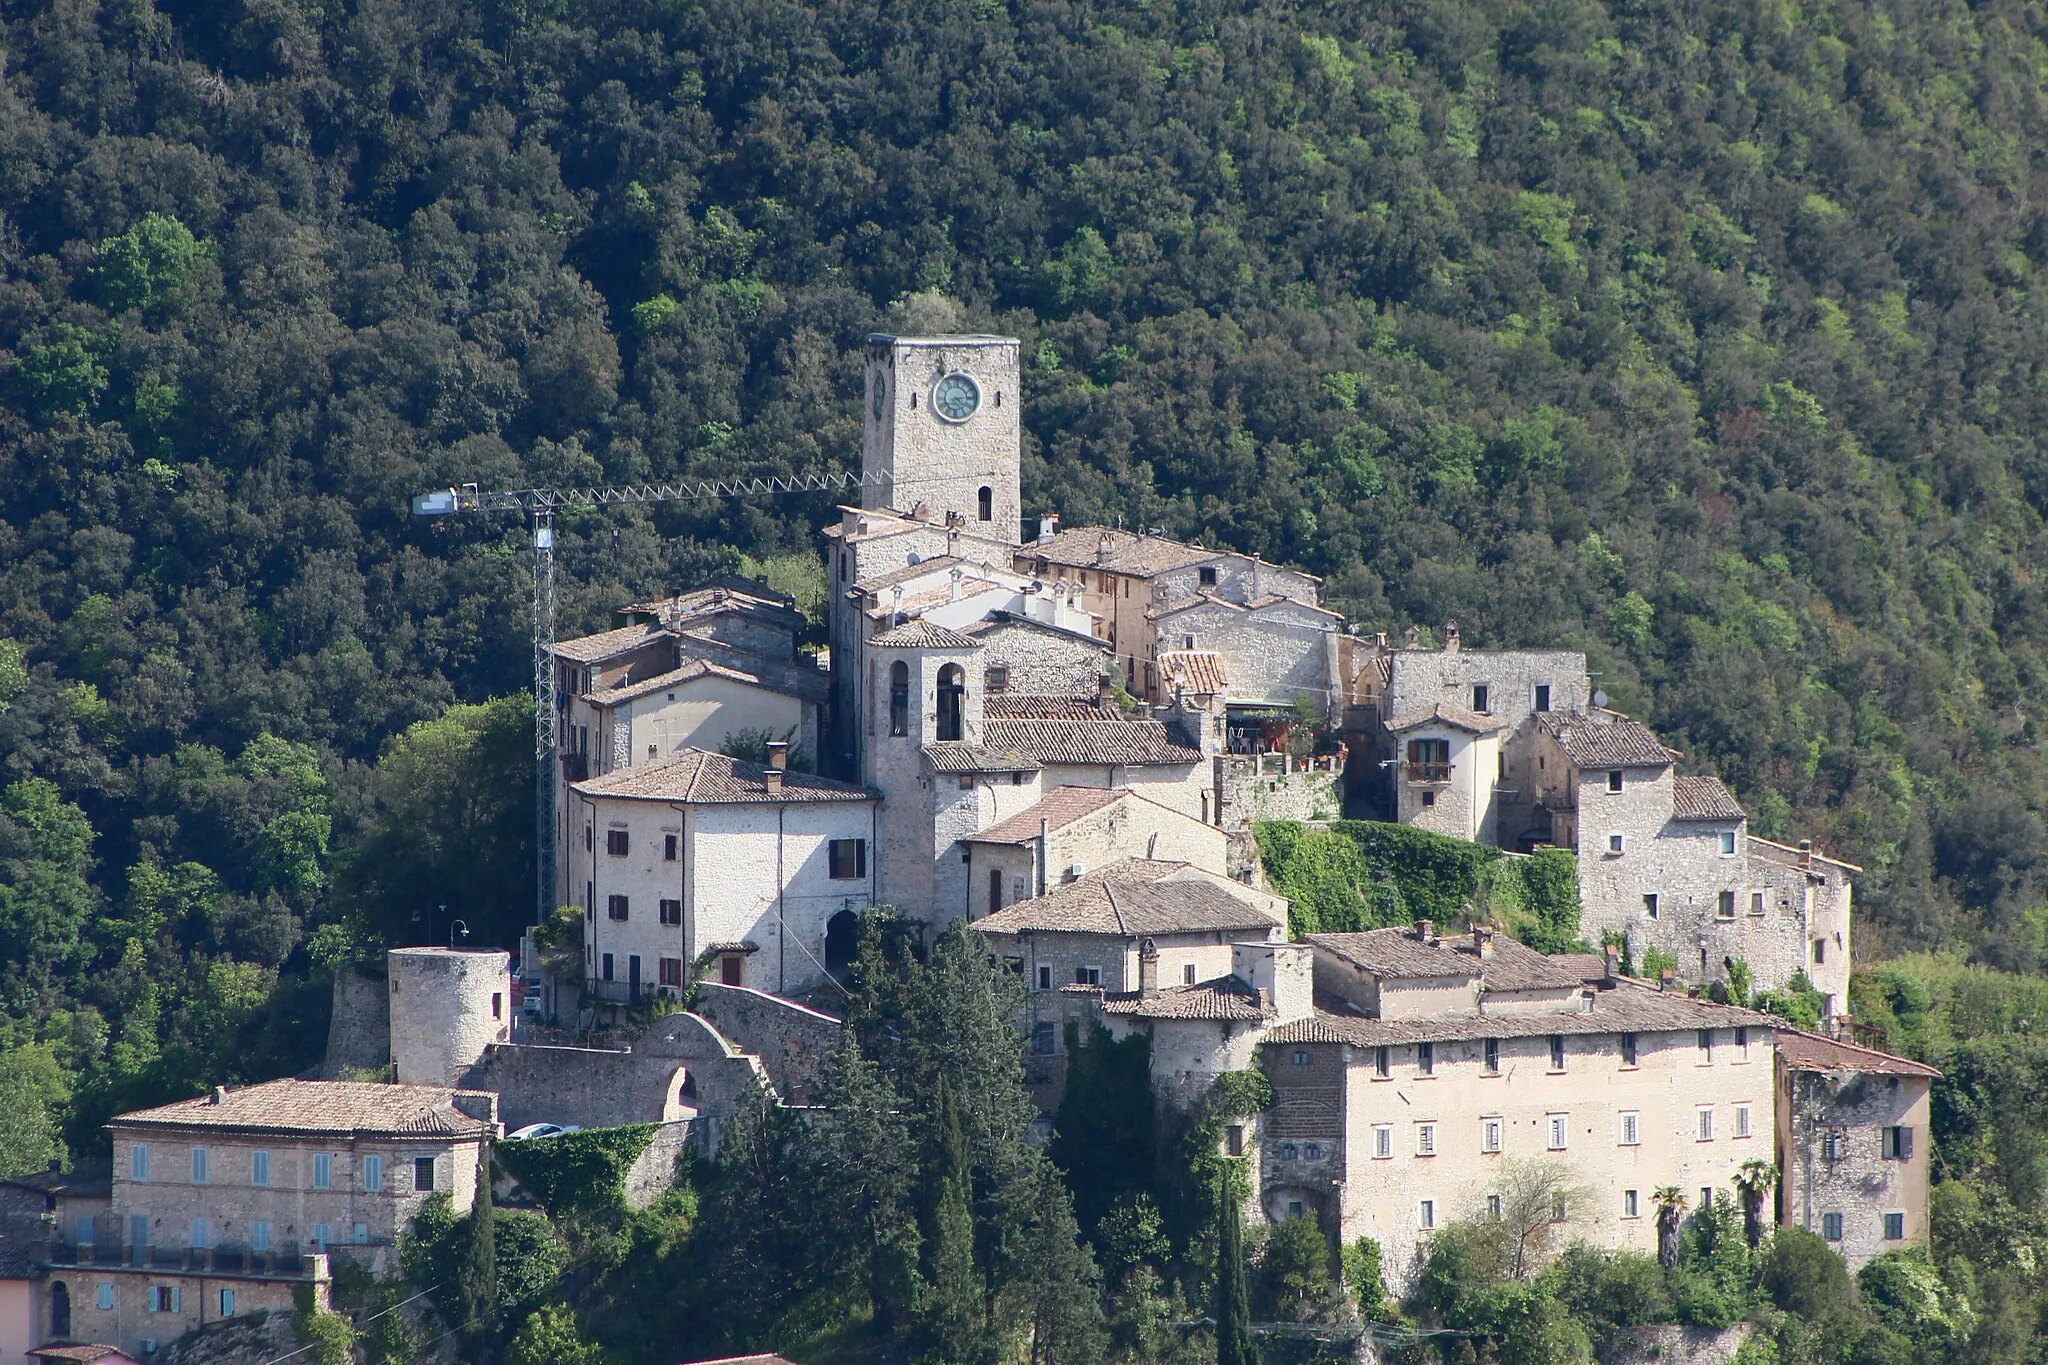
left=1698, top=1108, right=1715, bottom=1140
left=1281, top=1143, right=1297, bottom=1160
left=1698, top=1029, right=1713, bottom=1060
left=1373, top=1126, right=1392, bottom=1159
left=312, top=1154, right=332, bottom=1190
left=1814, top=938, right=1827, bottom=964
left=1551, top=1191, right=1567, bottom=1223
left=1482, top=1118, right=1502, bottom=1153
left=601, top=953, right=615, bottom=981
left=313, top=1223, right=331, bottom=1248
left=1621, top=1112, right=1640, bottom=1145
left=414, top=1156, right=436, bottom=1193
left=1700, top=1189, right=1713, bottom=1210
left=721, top=954, right=742, bottom=986
left=977, top=486, right=992, bottom=521
left=1549, top=1035, right=1566, bottom=1070
left=98, top=1283, right=114, bottom=1310
left=1227, top=1126, right=1245, bottom=1157
left=1419, top=1200, right=1435, bottom=1230
left=1717, top=890, right=1736, bottom=919
left=1472, top=684, right=1490, bottom=713
left=1184, top=963, right=1197, bottom=985
left=1720, top=831, right=1737, bottom=855
left=1417, top=1042, right=1434, bottom=1075
left=1074, top=965, right=1101, bottom=986
left=129, top=1214, right=148, bottom=1251
left=1736, top=1106, right=1751, bottom=1138
left=1608, top=832, right=1625, bottom=854
left=492, top=992, right=502, bottom=1019
left=1487, top=1195, right=1502, bottom=1221
left=664, top=834, right=678, bottom=862
left=1822, top=1212, right=1844, bottom=1241
left=1031, top=1022, right=1056, bottom=1055
left=659, top=898, right=682, bottom=925
left=1643, top=892, right=1659, bottom=919
left=839, top=552, right=848, bottom=583
left=606, top=829, right=629, bottom=856
left=1608, top=770, right=1623, bottom=793
left=1883, top=1126, right=1913, bottom=1160
left=1548, top=1115, right=1568, bottom=1150
left=1304, top=1143, right=1321, bottom=1160
left=659, top=957, right=683, bottom=987
left=251, top=1221, right=270, bottom=1252
left=132, top=1145, right=149, bottom=1181
left=190, top=1218, right=211, bottom=1249
left=1483, top=1039, right=1499, bottom=1074
left=353, top=1223, right=367, bottom=1244
left=1624, top=1190, right=1639, bottom=1219
left=888, top=661, right=910, bottom=737
left=1751, top=891, right=1766, bottom=915
left=608, top=894, right=629, bottom=921
left=1737, top=1027, right=1749, bottom=1057
left=220, top=1289, right=236, bottom=1317
left=936, top=663, right=965, bottom=741
left=363, top=1155, right=383, bottom=1193
left=1292, top=1050, right=1310, bottom=1067
left=1534, top=684, right=1551, bottom=711
left=1884, top=1213, right=1905, bottom=1240
left=1374, top=1046, right=1390, bottom=1078
left=190, top=1147, right=208, bottom=1184
left=1621, top=1033, right=1638, bottom=1065
left=1416, top=1123, right=1436, bottom=1156
left=1037, top=965, right=1051, bottom=990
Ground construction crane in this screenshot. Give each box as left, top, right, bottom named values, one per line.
left=411, top=469, right=893, bottom=930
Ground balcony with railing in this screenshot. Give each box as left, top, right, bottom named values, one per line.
left=1404, top=761, right=1452, bottom=784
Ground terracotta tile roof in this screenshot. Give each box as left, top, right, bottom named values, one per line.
left=984, top=694, right=1116, bottom=719
left=1149, top=592, right=1341, bottom=622
left=1024, top=527, right=1221, bottom=577
left=868, top=620, right=983, bottom=650
left=31, top=1345, right=141, bottom=1364
left=1385, top=703, right=1505, bottom=735
left=1158, top=650, right=1230, bottom=694
left=966, top=786, right=1130, bottom=843
left=868, top=579, right=1010, bottom=620
left=620, top=583, right=804, bottom=629
left=1263, top=979, right=1777, bottom=1047
left=853, top=555, right=966, bottom=593
left=1538, top=712, right=1680, bottom=768
left=1308, top=927, right=1582, bottom=990
left=1775, top=1028, right=1941, bottom=1078
left=0, top=1168, right=110, bottom=1199
left=922, top=742, right=1042, bottom=774
left=678, top=1355, right=807, bottom=1365
left=959, top=612, right=1111, bottom=650
left=1672, top=775, right=1746, bottom=822
left=1100, top=974, right=1272, bottom=1021
left=553, top=622, right=672, bottom=664
left=982, top=718, right=1202, bottom=767
left=109, top=1080, right=495, bottom=1140
left=1549, top=953, right=1611, bottom=984
left=572, top=749, right=873, bottom=803
left=584, top=655, right=827, bottom=707
left=977, top=860, right=1281, bottom=939
left=1750, top=837, right=1863, bottom=875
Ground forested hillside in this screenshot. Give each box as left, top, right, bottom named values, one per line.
left=3, top=0, right=2048, bottom=1157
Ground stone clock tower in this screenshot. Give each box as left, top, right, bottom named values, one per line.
left=862, top=333, right=1022, bottom=545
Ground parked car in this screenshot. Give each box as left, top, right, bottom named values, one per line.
left=505, top=1122, right=581, bottom=1141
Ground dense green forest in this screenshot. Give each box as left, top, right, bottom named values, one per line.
left=7, top=0, right=2048, bottom=1356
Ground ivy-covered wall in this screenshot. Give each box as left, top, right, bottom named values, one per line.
left=1254, top=819, right=1582, bottom=952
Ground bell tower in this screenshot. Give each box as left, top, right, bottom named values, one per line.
left=863, top=334, right=1021, bottom=545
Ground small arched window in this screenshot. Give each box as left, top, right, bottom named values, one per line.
left=889, top=661, right=910, bottom=737
left=936, top=663, right=966, bottom=742
left=977, top=485, right=993, bottom=521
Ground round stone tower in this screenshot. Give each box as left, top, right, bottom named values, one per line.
left=387, top=947, right=512, bottom=1087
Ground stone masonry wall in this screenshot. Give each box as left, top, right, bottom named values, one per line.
left=689, top=983, right=844, bottom=1104
left=1780, top=1067, right=1931, bottom=1271
left=320, top=967, right=390, bottom=1079
left=973, top=618, right=1110, bottom=696
left=1224, top=753, right=1343, bottom=827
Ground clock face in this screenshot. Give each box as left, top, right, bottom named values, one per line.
left=872, top=376, right=886, bottom=419
left=932, top=372, right=981, bottom=422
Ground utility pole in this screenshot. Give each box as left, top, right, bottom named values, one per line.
left=411, top=469, right=891, bottom=929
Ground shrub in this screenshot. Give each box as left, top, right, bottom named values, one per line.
left=1763, top=1227, right=1850, bottom=1319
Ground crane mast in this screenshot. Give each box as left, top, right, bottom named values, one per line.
left=412, top=468, right=891, bottom=929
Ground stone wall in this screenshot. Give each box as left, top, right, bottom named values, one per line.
left=1223, top=753, right=1343, bottom=827
left=622, top=1121, right=696, bottom=1208
left=1778, top=1066, right=1931, bottom=1271
left=388, top=949, right=511, bottom=1088
left=690, top=983, right=844, bottom=1104
left=319, top=967, right=389, bottom=1080
left=45, top=1254, right=330, bottom=1362
left=971, top=617, right=1109, bottom=696
left=1151, top=598, right=1338, bottom=710
left=863, top=335, right=1023, bottom=541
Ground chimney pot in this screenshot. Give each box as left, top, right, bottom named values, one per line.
left=1444, top=620, right=1461, bottom=654
left=766, top=741, right=789, bottom=771
left=1097, top=674, right=1116, bottom=707
left=1602, top=943, right=1621, bottom=985
left=1472, top=925, right=1494, bottom=959
left=1413, top=918, right=1434, bottom=942
left=1139, top=938, right=1160, bottom=998
left=210, top=1086, right=227, bottom=1105
left=1403, top=625, right=1422, bottom=649
left=1658, top=969, right=1676, bottom=993
left=1038, top=515, right=1059, bottom=543
left=763, top=767, right=783, bottom=796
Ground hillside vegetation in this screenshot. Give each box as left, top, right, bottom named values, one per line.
left=2, top=0, right=2048, bottom=1231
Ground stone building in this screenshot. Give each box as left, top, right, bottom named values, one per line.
left=565, top=746, right=878, bottom=999
left=35, top=1080, right=495, bottom=1360
left=961, top=786, right=1230, bottom=919
left=1260, top=928, right=1782, bottom=1288
left=1097, top=940, right=1316, bottom=1116
left=1386, top=703, right=1505, bottom=844
left=1774, top=1029, right=1939, bottom=1271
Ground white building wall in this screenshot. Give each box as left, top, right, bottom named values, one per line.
left=620, top=676, right=812, bottom=768
left=1034, top=761, right=1212, bottom=822
left=1394, top=727, right=1499, bottom=843
left=388, top=949, right=510, bottom=1088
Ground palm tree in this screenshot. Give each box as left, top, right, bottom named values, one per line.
left=1733, top=1160, right=1778, bottom=1249
left=1653, top=1186, right=1688, bottom=1269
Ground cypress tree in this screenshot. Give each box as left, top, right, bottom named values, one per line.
left=1214, top=1169, right=1259, bottom=1365
left=461, top=1143, right=498, bottom=1353
left=921, top=1076, right=982, bottom=1358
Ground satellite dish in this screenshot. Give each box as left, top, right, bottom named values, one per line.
left=1592, top=689, right=1609, bottom=709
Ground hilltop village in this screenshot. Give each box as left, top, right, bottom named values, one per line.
left=16, top=338, right=1928, bottom=1361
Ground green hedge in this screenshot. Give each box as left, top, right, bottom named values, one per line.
left=1254, top=820, right=1581, bottom=952
left=495, top=1125, right=657, bottom=1219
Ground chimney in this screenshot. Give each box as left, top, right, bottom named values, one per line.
left=1096, top=533, right=1114, bottom=566
left=1658, top=969, right=1676, bottom=993
left=763, top=764, right=783, bottom=797
left=1375, top=631, right=1389, bottom=651
left=1472, top=925, right=1494, bottom=960
left=1799, top=838, right=1814, bottom=871
left=1444, top=620, right=1460, bottom=654
left=210, top=1086, right=227, bottom=1105
left=1139, top=938, right=1160, bottom=998
left=1403, top=624, right=1422, bottom=649
left=1412, top=918, right=1434, bottom=943
left=1603, top=943, right=1621, bottom=986
left=766, top=741, right=789, bottom=771
left=949, top=566, right=963, bottom=601
left=1098, top=674, right=1116, bottom=708
left=1038, top=515, right=1060, bottom=543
